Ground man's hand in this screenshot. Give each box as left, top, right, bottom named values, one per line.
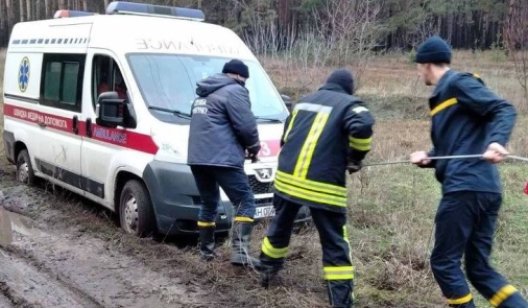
left=347, top=161, right=362, bottom=174
left=483, top=142, right=509, bottom=164
left=247, top=144, right=261, bottom=163
left=410, top=151, right=432, bottom=166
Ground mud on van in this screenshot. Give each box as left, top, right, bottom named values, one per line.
left=2, top=1, right=308, bottom=237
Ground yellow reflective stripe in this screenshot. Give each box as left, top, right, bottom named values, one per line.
left=490, top=285, right=518, bottom=307
left=323, top=266, right=354, bottom=280
left=261, top=237, right=288, bottom=259
left=234, top=216, right=254, bottom=223
left=430, top=98, right=457, bottom=116
left=197, top=221, right=216, bottom=228
left=282, top=110, right=298, bottom=143
left=293, top=112, right=330, bottom=178
left=349, top=136, right=372, bottom=151
left=343, top=226, right=352, bottom=263
left=447, top=293, right=473, bottom=305
left=274, top=179, right=347, bottom=207
left=276, top=170, right=347, bottom=196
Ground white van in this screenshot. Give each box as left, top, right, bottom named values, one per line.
left=2, top=2, right=308, bottom=237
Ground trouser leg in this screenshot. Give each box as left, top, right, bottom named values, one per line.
left=310, top=207, right=354, bottom=308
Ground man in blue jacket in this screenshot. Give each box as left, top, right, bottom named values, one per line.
left=411, top=36, right=527, bottom=308
left=188, top=59, right=261, bottom=266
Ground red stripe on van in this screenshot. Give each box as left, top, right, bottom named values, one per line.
left=4, top=103, right=159, bottom=155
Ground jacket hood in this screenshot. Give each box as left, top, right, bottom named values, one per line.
left=196, top=73, right=237, bottom=97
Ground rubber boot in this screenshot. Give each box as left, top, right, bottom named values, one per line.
left=231, top=222, right=261, bottom=268
left=327, top=280, right=354, bottom=308
left=259, top=264, right=280, bottom=288
left=199, top=227, right=216, bottom=261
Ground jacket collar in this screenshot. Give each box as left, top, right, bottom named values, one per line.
left=432, top=69, right=455, bottom=97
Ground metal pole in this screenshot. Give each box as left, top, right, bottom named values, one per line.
left=364, top=154, right=528, bottom=167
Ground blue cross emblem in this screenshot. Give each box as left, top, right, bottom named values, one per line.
left=18, top=57, right=30, bottom=92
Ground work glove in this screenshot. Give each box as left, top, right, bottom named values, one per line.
left=347, top=161, right=362, bottom=174
left=247, top=144, right=261, bottom=163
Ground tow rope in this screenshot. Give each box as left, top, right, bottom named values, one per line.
left=364, top=154, right=528, bottom=167
left=363, top=153, right=528, bottom=195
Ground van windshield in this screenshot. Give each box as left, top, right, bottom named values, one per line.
left=127, top=54, right=288, bottom=122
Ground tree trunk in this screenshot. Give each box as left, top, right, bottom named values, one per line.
left=82, top=0, right=88, bottom=11
left=58, top=0, right=66, bottom=10
left=103, top=0, right=110, bottom=9
left=26, top=0, right=32, bottom=21
left=19, top=0, right=26, bottom=22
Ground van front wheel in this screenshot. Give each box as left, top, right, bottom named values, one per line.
left=119, top=180, right=155, bottom=237
left=16, top=149, right=36, bottom=186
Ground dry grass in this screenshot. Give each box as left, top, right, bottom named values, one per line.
left=1, top=49, right=528, bottom=307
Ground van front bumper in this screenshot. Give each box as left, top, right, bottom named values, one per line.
left=142, top=161, right=310, bottom=236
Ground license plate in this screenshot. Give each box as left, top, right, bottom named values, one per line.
left=254, top=205, right=275, bottom=219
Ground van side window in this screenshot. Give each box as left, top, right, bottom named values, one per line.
left=92, top=55, right=128, bottom=108
left=41, top=54, right=85, bottom=112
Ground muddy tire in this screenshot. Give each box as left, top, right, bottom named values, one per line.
left=16, top=149, right=36, bottom=186
left=119, top=180, right=155, bottom=237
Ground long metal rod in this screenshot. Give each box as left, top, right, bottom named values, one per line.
left=364, top=154, right=528, bottom=167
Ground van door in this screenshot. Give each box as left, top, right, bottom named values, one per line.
left=79, top=51, right=131, bottom=202
left=35, top=53, right=85, bottom=191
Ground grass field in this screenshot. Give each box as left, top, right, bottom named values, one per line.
left=0, top=49, right=527, bottom=307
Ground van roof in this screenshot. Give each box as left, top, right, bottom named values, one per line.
left=8, top=14, right=256, bottom=60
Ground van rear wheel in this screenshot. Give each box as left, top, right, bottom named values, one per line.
left=16, top=149, right=36, bottom=186
left=119, top=180, right=155, bottom=237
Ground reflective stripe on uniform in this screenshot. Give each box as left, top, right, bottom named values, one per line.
left=430, top=98, right=457, bottom=116
left=349, top=136, right=372, bottom=151
left=283, top=110, right=299, bottom=143
left=293, top=112, right=330, bottom=178
left=446, top=293, right=473, bottom=305
left=274, top=176, right=347, bottom=207
left=261, top=236, right=288, bottom=259
left=276, top=171, right=347, bottom=196
left=197, top=221, right=216, bottom=228
left=323, top=266, right=354, bottom=280
left=490, top=285, right=518, bottom=307
left=234, top=216, right=254, bottom=223
left=343, top=225, right=352, bottom=263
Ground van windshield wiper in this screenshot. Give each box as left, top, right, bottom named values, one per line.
left=148, top=106, right=191, bottom=119
left=255, top=116, right=284, bottom=123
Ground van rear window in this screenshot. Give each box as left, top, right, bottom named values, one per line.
left=40, top=54, right=85, bottom=112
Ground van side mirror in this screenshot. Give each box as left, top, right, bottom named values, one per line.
left=281, top=94, right=293, bottom=112
left=96, top=92, right=125, bottom=128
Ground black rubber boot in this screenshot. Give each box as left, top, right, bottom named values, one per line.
left=259, top=264, right=280, bottom=288
left=231, top=222, right=260, bottom=268
left=199, top=227, right=216, bottom=261
left=327, top=280, right=354, bottom=308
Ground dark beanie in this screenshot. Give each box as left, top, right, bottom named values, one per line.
left=415, top=36, right=452, bottom=64
left=327, top=69, right=354, bottom=95
left=222, top=59, right=249, bottom=78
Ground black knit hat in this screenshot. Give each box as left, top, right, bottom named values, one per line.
left=222, top=59, right=249, bottom=78
left=327, top=69, right=354, bottom=95
left=415, top=36, right=452, bottom=64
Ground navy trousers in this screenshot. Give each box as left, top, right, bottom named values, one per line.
left=190, top=165, right=256, bottom=224
left=431, top=191, right=527, bottom=307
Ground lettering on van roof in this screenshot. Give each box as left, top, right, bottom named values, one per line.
left=136, top=39, right=241, bottom=55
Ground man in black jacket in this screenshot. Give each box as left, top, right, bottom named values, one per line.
left=188, top=59, right=261, bottom=266
left=259, top=69, right=374, bottom=308
left=411, top=36, right=527, bottom=308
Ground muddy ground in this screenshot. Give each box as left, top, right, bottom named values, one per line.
left=0, top=161, right=332, bottom=308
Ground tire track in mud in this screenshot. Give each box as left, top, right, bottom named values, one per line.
left=1, top=212, right=207, bottom=308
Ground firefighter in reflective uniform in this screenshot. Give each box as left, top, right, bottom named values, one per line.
left=411, top=36, right=528, bottom=308
left=259, top=69, right=374, bottom=308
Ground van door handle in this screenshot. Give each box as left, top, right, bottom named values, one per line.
left=72, top=116, right=79, bottom=135
left=86, top=118, right=92, bottom=138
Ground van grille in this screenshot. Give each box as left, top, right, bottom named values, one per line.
left=248, top=175, right=273, bottom=195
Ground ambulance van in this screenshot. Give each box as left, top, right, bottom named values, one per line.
left=2, top=1, right=307, bottom=237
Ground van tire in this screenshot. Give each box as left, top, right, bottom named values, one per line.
left=16, top=149, right=36, bottom=186
left=119, top=179, right=155, bottom=237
